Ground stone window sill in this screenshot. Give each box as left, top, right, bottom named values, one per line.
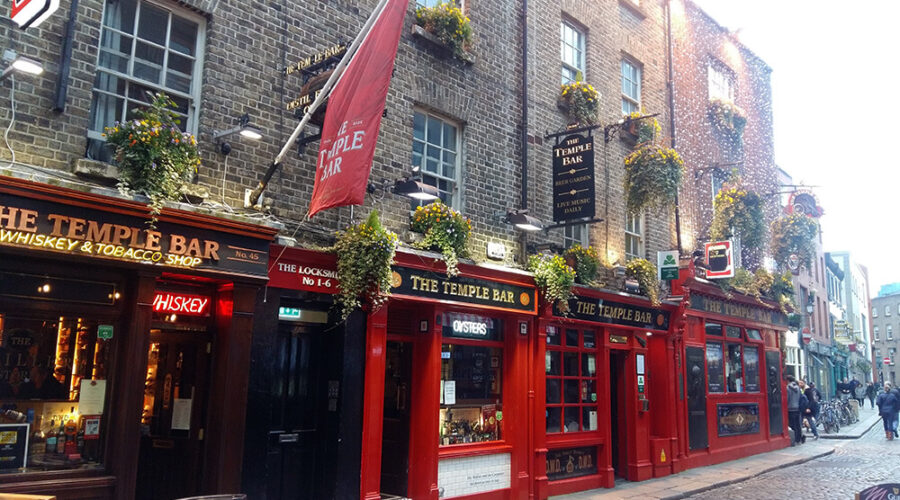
left=411, top=25, right=475, bottom=65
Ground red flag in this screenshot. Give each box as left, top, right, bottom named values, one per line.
left=307, top=0, right=407, bottom=218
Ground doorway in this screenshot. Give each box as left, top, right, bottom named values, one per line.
left=136, top=329, right=211, bottom=500
left=608, top=350, right=627, bottom=477
left=380, top=341, right=413, bottom=497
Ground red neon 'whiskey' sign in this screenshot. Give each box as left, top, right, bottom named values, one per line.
left=152, top=292, right=210, bottom=315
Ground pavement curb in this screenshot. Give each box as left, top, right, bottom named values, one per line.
left=658, top=448, right=836, bottom=500
left=818, top=415, right=881, bottom=439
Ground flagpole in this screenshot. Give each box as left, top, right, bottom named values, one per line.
left=246, top=0, right=393, bottom=207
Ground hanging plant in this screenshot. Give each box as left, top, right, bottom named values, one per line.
left=708, top=98, right=747, bottom=142
left=415, top=1, right=473, bottom=60
left=709, top=185, right=766, bottom=249
left=625, top=258, right=660, bottom=306
left=333, top=210, right=399, bottom=320
left=770, top=213, right=819, bottom=269
left=559, top=81, right=600, bottom=125
left=625, top=111, right=661, bottom=144
left=410, top=201, right=471, bottom=277
left=103, top=92, right=200, bottom=225
left=528, top=254, right=576, bottom=314
left=624, top=145, right=684, bottom=214
left=563, top=244, right=602, bottom=285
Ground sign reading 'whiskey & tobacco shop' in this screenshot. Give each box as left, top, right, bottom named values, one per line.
left=390, top=266, right=537, bottom=314
left=552, top=133, right=595, bottom=222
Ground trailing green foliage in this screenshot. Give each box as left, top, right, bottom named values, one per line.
left=529, top=254, right=576, bottom=314
left=717, top=268, right=795, bottom=313
left=415, top=1, right=473, bottom=59
left=410, top=201, right=471, bottom=277
left=563, top=244, right=602, bottom=285
left=709, top=185, right=766, bottom=249
left=333, top=210, right=399, bottom=320
left=770, top=213, right=819, bottom=268
left=625, top=111, right=661, bottom=144
left=625, top=258, right=660, bottom=306
left=624, top=145, right=684, bottom=214
left=559, top=81, right=600, bottom=124
left=708, top=98, right=747, bottom=142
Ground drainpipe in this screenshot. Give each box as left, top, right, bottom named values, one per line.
left=666, top=0, right=683, bottom=254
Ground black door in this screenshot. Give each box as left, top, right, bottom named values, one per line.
left=380, top=341, right=412, bottom=497
left=265, top=322, right=325, bottom=500
left=609, top=351, right=627, bottom=476
left=685, top=346, right=708, bottom=450
left=137, top=331, right=211, bottom=500
left=766, top=350, right=783, bottom=436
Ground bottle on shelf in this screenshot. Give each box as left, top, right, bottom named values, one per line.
left=55, top=421, right=65, bottom=454
left=44, top=419, right=57, bottom=454
left=29, top=414, right=45, bottom=462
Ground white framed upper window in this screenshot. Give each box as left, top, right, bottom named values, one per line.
left=561, top=21, right=585, bottom=84
left=875, top=326, right=880, bottom=342
left=86, top=0, right=205, bottom=162
left=412, top=110, right=461, bottom=209
left=621, top=59, right=641, bottom=116
left=886, top=306, right=891, bottom=317
left=707, top=62, right=734, bottom=101
left=625, top=213, right=644, bottom=261
left=889, top=325, right=894, bottom=341
left=873, top=307, right=878, bottom=318
left=563, top=224, right=589, bottom=249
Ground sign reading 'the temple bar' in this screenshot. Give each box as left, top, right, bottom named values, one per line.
left=552, top=134, right=595, bottom=222
left=390, top=266, right=537, bottom=314
left=555, top=296, right=670, bottom=331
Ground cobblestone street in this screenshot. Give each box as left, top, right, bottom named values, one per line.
left=686, top=422, right=900, bottom=499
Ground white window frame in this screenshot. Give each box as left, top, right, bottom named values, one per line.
left=625, top=213, right=644, bottom=261
left=873, top=307, right=878, bottom=318
left=561, top=20, right=585, bottom=84
left=621, top=58, right=641, bottom=116
left=889, top=325, right=894, bottom=341
left=886, top=306, right=891, bottom=317
left=875, top=327, right=880, bottom=342
left=87, top=0, right=205, bottom=159
left=412, top=109, right=462, bottom=209
left=563, top=224, right=589, bottom=249
left=707, top=62, right=734, bottom=102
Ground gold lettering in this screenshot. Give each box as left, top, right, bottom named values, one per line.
left=170, top=234, right=187, bottom=255
left=47, top=214, right=67, bottom=236
left=66, top=217, right=86, bottom=239
left=86, top=221, right=113, bottom=244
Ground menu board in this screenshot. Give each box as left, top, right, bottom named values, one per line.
left=706, top=342, right=724, bottom=393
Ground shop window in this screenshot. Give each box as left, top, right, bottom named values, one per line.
left=86, top=0, right=204, bottom=162
left=726, top=343, right=743, bottom=392
left=705, top=322, right=723, bottom=337
left=546, top=326, right=598, bottom=433
left=744, top=346, right=760, bottom=392
left=412, top=110, right=461, bottom=208
left=0, top=315, right=112, bottom=471
left=746, top=328, right=762, bottom=341
left=706, top=341, right=724, bottom=393
left=439, top=314, right=502, bottom=446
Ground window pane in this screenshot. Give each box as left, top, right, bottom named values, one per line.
left=440, top=343, right=502, bottom=445
left=726, top=343, right=743, bottom=392
left=546, top=379, right=561, bottom=404
left=170, top=17, right=198, bottom=56
left=705, top=322, right=723, bottom=336
left=582, top=353, right=596, bottom=376
left=547, top=325, right=561, bottom=346
left=427, top=116, right=442, bottom=145
left=706, top=342, right=724, bottom=392
left=581, top=379, right=595, bottom=403
left=563, top=407, right=580, bottom=432
left=565, top=328, right=579, bottom=347
left=564, top=380, right=579, bottom=404
left=725, top=326, right=741, bottom=339
left=547, top=407, right=562, bottom=433
left=563, top=352, right=578, bottom=376
left=413, top=112, right=426, bottom=140
left=582, top=406, right=598, bottom=431
left=744, top=346, right=760, bottom=392
left=103, top=0, right=136, bottom=32
left=746, top=329, right=762, bottom=341
left=546, top=351, right=560, bottom=375
left=583, top=331, right=595, bottom=349
left=89, top=87, right=124, bottom=133
left=137, top=4, right=168, bottom=45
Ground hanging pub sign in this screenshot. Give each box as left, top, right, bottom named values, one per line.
left=11, top=0, right=59, bottom=29
left=390, top=266, right=537, bottom=314
left=284, top=42, right=346, bottom=114
left=704, top=240, right=734, bottom=279
left=552, top=134, right=595, bottom=222
left=786, top=189, right=823, bottom=218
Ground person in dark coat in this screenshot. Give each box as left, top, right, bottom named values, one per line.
left=866, top=382, right=877, bottom=409
left=786, top=375, right=802, bottom=445
left=876, top=382, right=898, bottom=440
left=800, top=379, right=819, bottom=439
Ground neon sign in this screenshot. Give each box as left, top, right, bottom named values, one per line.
left=152, top=292, right=210, bottom=316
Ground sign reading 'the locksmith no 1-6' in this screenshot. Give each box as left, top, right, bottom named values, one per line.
left=553, top=134, right=595, bottom=222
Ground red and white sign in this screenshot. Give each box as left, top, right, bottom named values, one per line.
left=885, top=357, right=892, bottom=366
left=704, top=240, right=734, bottom=279
left=801, top=327, right=812, bottom=344
left=268, top=246, right=339, bottom=294
left=152, top=292, right=210, bottom=316
left=307, top=0, right=407, bottom=217
left=11, top=0, right=59, bottom=29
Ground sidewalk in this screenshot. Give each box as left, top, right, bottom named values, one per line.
left=552, top=408, right=882, bottom=500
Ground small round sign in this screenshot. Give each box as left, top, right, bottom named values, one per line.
left=801, top=327, right=812, bottom=344
left=788, top=254, right=800, bottom=272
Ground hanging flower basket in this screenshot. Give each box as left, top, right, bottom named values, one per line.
left=103, top=92, right=200, bottom=226
left=414, top=2, right=473, bottom=61
left=709, top=185, right=766, bottom=249
left=625, top=258, right=660, bottom=306
left=333, top=210, right=399, bottom=320
left=409, top=201, right=471, bottom=277
left=528, top=254, right=576, bottom=314
left=624, top=145, right=684, bottom=214
left=558, top=81, right=599, bottom=125
left=708, top=98, right=747, bottom=143
left=623, top=111, right=661, bottom=145
left=770, top=213, right=819, bottom=269
left=563, top=244, right=602, bottom=285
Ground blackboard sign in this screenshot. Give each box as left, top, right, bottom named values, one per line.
left=0, top=423, right=29, bottom=469
left=546, top=446, right=597, bottom=481
left=856, top=483, right=900, bottom=500
left=552, top=134, right=595, bottom=222
left=717, top=403, right=760, bottom=436
left=706, top=342, right=724, bottom=393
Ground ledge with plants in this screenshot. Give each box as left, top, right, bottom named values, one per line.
left=528, top=254, right=576, bottom=315
left=625, top=258, right=660, bottom=306
left=708, top=98, right=747, bottom=143
left=103, top=92, right=200, bottom=226
left=558, top=80, right=599, bottom=125
left=709, top=183, right=766, bottom=250
left=715, top=267, right=795, bottom=314
left=413, top=2, right=474, bottom=63
left=333, top=210, right=399, bottom=320
left=409, top=201, right=471, bottom=277
left=563, top=244, right=604, bottom=286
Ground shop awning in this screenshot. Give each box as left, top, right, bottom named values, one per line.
left=810, top=354, right=825, bottom=367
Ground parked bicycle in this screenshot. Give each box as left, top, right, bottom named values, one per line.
left=817, top=400, right=842, bottom=433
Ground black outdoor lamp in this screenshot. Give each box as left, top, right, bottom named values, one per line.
left=504, top=209, right=543, bottom=232
left=213, top=113, right=263, bottom=154
left=367, top=166, right=440, bottom=201
left=0, top=51, right=43, bottom=82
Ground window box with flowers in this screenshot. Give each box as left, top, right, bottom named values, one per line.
left=103, top=92, right=201, bottom=226
left=625, top=258, right=660, bottom=305
left=409, top=201, right=471, bottom=277
left=558, top=81, right=599, bottom=125
left=413, top=2, right=475, bottom=64
left=333, top=210, right=399, bottom=320
left=563, top=244, right=604, bottom=286
left=708, top=98, right=747, bottom=143
left=623, top=144, right=684, bottom=214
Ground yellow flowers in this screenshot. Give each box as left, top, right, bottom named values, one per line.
left=415, top=1, right=473, bottom=60
left=559, top=81, right=600, bottom=124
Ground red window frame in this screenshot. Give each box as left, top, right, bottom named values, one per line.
left=545, top=325, right=600, bottom=434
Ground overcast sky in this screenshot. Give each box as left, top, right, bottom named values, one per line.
left=691, top=0, right=900, bottom=297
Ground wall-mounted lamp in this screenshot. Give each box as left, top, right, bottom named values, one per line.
left=614, top=264, right=627, bottom=278
left=393, top=178, right=439, bottom=200
left=504, top=209, right=543, bottom=232
left=1, top=51, right=43, bottom=82
left=213, top=113, right=263, bottom=154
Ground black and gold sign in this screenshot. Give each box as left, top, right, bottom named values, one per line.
left=690, top=294, right=789, bottom=327
left=552, top=134, right=595, bottom=222
left=390, top=266, right=537, bottom=314
left=0, top=194, right=269, bottom=278
left=717, top=403, right=760, bottom=437
left=555, top=296, right=670, bottom=331
left=546, top=446, right=597, bottom=481
left=284, top=43, right=346, bottom=76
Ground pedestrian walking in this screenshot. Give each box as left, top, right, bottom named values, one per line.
left=876, top=382, right=898, bottom=440
left=853, top=378, right=865, bottom=407
left=840, top=377, right=852, bottom=401
left=891, top=384, right=900, bottom=436
left=866, top=382, right=877, bottom=409
left=800, top=379, right=819, bottom=439
left=786, top=375, right=803, bottom=445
